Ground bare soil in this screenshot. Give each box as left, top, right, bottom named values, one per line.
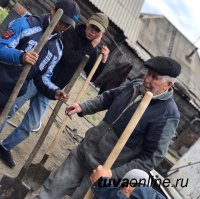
left=0, top=75, right=105, bottom=198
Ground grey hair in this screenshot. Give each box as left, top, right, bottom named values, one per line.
left=161, top=75, right=176, bottom=84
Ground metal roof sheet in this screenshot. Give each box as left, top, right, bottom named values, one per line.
left=88, top=0, right=144, bottom=44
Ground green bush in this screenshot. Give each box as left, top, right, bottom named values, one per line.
left=0, top=8, right=8, bottom=24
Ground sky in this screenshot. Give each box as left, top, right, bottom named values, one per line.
left=141, top=0, right=200, bottom=48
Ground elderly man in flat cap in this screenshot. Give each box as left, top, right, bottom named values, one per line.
left=36, top=56, right=181, bottom=199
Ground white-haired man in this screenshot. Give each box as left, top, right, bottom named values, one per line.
left=36, top=56, right=181, bottom=199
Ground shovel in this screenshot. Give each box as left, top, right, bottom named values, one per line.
left=83, top=91, right=153, bottom=199
left=23, top=54, right=103, bottom=191
left=0, top=54, right=89, bottom=199
left=0, top=9, right=63, bottom=127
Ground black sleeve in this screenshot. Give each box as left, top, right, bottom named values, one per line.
left=61, top=28, right=95, bottom=68
left=84, top=56, right=106, bottom=82
left=33, top=76, right=58, bottom=100
left=62, top=28, right=105, bottom=82
left=78, top=84, right=127, bottom=116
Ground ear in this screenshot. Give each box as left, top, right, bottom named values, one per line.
left=167, top=81, right=173, bottom=88
left=51, top=7, right=56, bottom=16
left=122, top=186, right=135, bottom=197
left=86, top=20, right=90, bottom=27
left=122, top=187, right=129, bottom=197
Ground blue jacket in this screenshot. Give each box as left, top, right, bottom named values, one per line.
left=0, top=14, right=63, bottom=110
left=77, top=80, right=180, bottom=178
left=92, top=178, right=166, bottom=199
left=34, top=24, right=106, bottom=99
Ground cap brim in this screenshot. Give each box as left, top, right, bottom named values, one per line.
left=144, top=64, right=163, bottom=75
left=144, top=64, right=155, bottom=71
left=60, top=15, right=75, bottom=28
left=89, top=20, right=106, bottom=32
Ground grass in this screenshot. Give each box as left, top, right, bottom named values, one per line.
left=0, top=7, right=8, bottom=24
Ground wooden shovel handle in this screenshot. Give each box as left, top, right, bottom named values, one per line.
left=76, top=54, right=103, bottom=102
left=21, top=55, right=89, bottom=170
left=46, top=54, right=103, bottom=156
left=104, top=91, right=153, bottom=169
left=84, top=91, right=153, bottom=199
left=0, top=9, right=63, bottom=127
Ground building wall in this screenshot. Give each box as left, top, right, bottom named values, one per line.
left=138, top=15, right=200, bottom=98
left=168, top=138, right=200, bottom=199
left=88, top=0, right=144, bottom=44
left=171, top=90, right=200, bottom=156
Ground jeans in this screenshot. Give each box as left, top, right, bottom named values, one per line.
left=0, top=80, right=37, bottom=133
left=1, top=79, right=50, bottom=150
left=35, top=148, right=92, bottom=199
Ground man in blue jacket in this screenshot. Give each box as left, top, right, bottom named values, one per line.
left=0, top=0, right=80, bottom=168
left=0, top=0, right=80, bottom=112
left=0, top=11, right=109, bottom=168
left=90, top=165, right=166, bottom=199
left=35, top=56, right=181, bottom=199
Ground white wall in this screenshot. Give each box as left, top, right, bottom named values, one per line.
left=168, top=138, right=200, bottom=199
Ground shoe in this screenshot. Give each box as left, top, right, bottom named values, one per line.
left=0, top=144, right=16, bottom=168
left=32, top=121, right=42, bottom=132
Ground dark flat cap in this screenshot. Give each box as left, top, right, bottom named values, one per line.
left=144, top=56, right=181, bottom=77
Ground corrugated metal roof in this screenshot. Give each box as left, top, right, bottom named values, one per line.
left=88, top=0, right=144, bottom=44
left=128, top=41, right=151, bottom=61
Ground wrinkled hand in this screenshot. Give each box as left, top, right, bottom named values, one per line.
left=65, top=103, right=82, bottom=119
left=22, top=51, right=39, bottom=65
left=91, top=32, right=104, bottom=47
left=90, top=165, right=112, bottom=184
left=101, top=45, right=110, bottom=63
left=55, top=90, right=69, bottom=101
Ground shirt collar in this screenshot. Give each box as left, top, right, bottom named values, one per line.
left=138, top=82, right=173, bottom=101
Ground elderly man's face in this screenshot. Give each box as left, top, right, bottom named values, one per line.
left=142, top=69, right=173, bottom=95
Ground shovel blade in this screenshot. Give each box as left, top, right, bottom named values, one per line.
left=0, top=174, right=30, bottom=199
left=23, top=163, right=51, bottom=191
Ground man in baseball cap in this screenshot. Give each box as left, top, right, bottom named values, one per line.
left=55, top=0, right=80, bottom=28
left=89, top=12, right=109, bottom=32
left=0, top=0, right=80, bottom=168
left=82, top=12, right=110, bottom=80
